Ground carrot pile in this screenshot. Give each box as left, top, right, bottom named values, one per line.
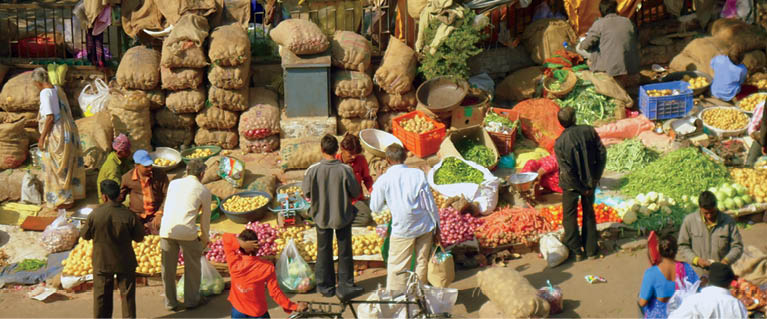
left=475, top=207, right=555, bottom=248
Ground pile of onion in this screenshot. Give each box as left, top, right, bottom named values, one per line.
left=245, top=221, right=281, bottom=256
left=438, top=207, right=483, bottom=247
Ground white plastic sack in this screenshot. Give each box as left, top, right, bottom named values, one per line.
left=423, top=285, right=459, bottom=315
left=540, top=234, right=569, bottom=268
left=61, top=274, right=92, bottom=289
left=177, top=257, right=225, bottom=300
left=40, top=209, right=79, bottom=253
left=78, top=78, right=110, bottom=117
left=277, top=239, right=316, bottom=293
left=667, top=276, right=701, bottom=314
left=357, top=288, right=416, bottom=319
left=20, top=171, right=42, bottom=205
left=428, top=157, right=501, bottom=215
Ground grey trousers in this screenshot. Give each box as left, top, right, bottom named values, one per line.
left=161, top=238, right=204, bottom=308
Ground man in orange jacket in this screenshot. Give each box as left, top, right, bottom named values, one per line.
left=223, top=230, right=308, bottom=318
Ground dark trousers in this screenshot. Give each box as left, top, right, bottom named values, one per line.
left=93, top=272, right=137, bottom=318
left=315, top=224, right=354, bottom=295
left=232, top=307, right=270, bottom=318
left=562, top=189, right=598, bottom=257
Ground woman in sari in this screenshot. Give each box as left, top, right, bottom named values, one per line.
left=32, top=67, right=86, bottom=209
left=638, top=234, right=700, bottom=318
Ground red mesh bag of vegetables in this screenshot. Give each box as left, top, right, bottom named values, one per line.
left=506, top=98, right=564, bottom=152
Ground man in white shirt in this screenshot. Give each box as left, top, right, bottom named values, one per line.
left=370, top=144, right=439, bottom=292
left=669, top=263, right=747, bottom=319
left=158, top=160, right=212, bottom=311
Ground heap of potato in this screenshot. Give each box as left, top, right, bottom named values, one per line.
left=401, top=115, right=435, bottom=133
left=279, top=186, right=302, bottom=195
left=685, top=76, right=710, bottom=90
left=738, top=94, right=766, bottom=112
left=275, top=225, right=384, bottom=261
left=62, top=235, right=163, bottom=276
left=153, top=157, right=175, bottom=167
left=185, top=148, right=214, bottom=159
left=730, top=168, right=767, bottom=204
left=646, top=89, right=674, bottom=97
left=749, top=78, right=767, bottom=90
left=223, top=195, right=269, bottom=213
left=701, top=108, right=750, bottom=131
left=351, top=231, right=384, bottom=256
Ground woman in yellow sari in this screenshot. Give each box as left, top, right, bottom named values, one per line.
left=32, top=68, right=86, bottom=209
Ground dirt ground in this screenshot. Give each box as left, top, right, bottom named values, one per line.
left=1, top=221, right=765, bottom=318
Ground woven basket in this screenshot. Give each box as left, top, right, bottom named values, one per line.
left=544, top=69, right=577, bottom=99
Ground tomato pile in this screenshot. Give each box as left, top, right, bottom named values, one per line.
left=540, top=203, right=622, bottom=229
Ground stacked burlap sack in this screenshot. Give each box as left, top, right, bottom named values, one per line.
left=239, top=88, right=280, bottom=153
left=199, top=23, right=251, bottom=150
left=115, top=45, right=161, bottom=152
left=329, top=31, right=378, bottom=135
left=0, top=71, right=44, bottom=144
left=158, top=14, right=210, bottom=148
left=373, top=37, right=418, bottom=132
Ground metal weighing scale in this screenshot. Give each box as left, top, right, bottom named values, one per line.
left=270, top=192, right=309, bottom=227
left=508, top=172, right=541, bottom=207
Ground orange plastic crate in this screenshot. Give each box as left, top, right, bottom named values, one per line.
left=486, top=107, right=519, bottom=156
left=392, top=110, right=446, bottom=158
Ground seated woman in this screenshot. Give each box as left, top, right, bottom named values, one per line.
left=520, top=154, right=562, bottom=194
left=336, top=134, right=375, bottom=226
left=638, top=235, right=699, bottom=319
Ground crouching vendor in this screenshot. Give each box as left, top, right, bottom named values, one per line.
left=119, top=149, right=169, bottom=235
left=521, top=154, right=562, bottom=194
left=746, top=95, right=767, bottom=167
left=710, top=54, right=748, bottom=102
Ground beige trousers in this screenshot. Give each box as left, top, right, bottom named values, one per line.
left=386, top=232, right=433, bottom=293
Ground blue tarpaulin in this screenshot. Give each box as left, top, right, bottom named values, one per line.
left=0, top=251, right=69, bottom=288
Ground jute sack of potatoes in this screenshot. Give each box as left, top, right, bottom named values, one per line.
left=153, top=126, right=194, bottom=148
left=166, top=88, right=206, bottom=114
left=154, top=108, right=195, bottom=129
left=117, top=46, right=161, bottom=90
left=338, top=117, right=376, bottom=135
left=333, top=71, right=373, bottom=98
left=161, top=14, right=210, bottom=68
left=376, top=89, right=417, bottom=112
left=161, top=67, right=203, bottom=90
left=374, top=37, right=417, bottom=94
left=0, top=72, right=41, bottom=112
left=209, top=59, right=250, bottom=89
left=240, top=134, right=280, bottom=154
left=209, top=23, right=250, bottom=67
left=377, top=111, right=407, bottom=132
left=331, top=31, right=372, bottom=72
left=0, top=116, right=28, bottom=169
left=161, top=42, right=208, bottom=68
left=195, top=128, right=239, bottom=149
left=108, top=89, right=152, bottom=153
left=141, top=89, right=165, bottom=110
left=7, top=112, right=38, bottom=128
left=269, top=19, right=329, bottom=55
left=280, top=137, right=323, bottom=170
left=477, top=266, right=550, bottom=318
left=336, top=95, right=379, bottom=119
left=195, top=105, right=239, bottom=129
left=209, top=86, right=249, bottom=111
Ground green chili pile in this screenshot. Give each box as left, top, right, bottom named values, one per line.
left=620, top=147, right=731, bottom=201
left=456, top=139, right=495, bottom=168
left=435, top=157, right=484, bottom=185
left=605, top=139, right=659, bottom=172
left=555, top=81, right=615, bottom=125
left=14, top=259, right=46, bottom=272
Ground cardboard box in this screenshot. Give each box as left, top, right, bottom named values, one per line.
left=437, top=125, right=500, bottom=169
left=451, top=105, right=486, bottom=129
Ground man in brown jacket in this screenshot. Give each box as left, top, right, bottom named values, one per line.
left=119, top=150, right=169, bottom=235
left=678, top=191, right=744, bottom=278
left=81, top=180, right=145, bottom=318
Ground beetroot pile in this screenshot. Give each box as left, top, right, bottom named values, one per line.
left=438, top=207, right=483, bottom=247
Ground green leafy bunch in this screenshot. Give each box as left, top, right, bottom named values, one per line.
left=418, top=8, right=485, bottom=81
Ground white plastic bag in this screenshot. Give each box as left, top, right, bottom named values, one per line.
left=666, top=276, right=701, bottom=314
left=540, top=234, right=569, bottom=268
left=20, top=170, right=42, bottom=205
left=40, top=209, right=79, bottom=253
left=357, top=287, right=416, bottom=319
left=177, top=257, right=225, bottom=300
left=78, top=78, right=110, bottom=117
left=428, top=157, right=501, bottom=215
left=423, top=285, right=459, bottom=314
left=276, top=239, right=316, bottom=293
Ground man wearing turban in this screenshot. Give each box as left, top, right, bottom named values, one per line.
left=96, top=134, right=133, bottom=203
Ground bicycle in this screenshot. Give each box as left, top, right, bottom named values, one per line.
left=288, top=270, right=453, bottom=319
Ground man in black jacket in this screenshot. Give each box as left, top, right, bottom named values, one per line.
left=554, top=107, right=607, bottom=262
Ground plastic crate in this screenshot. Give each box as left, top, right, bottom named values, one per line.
left=485, top=107, right=520, bottom=156
left=392, top=110, right=446, bottom=158
left=639, top=81, right=694, bottom=120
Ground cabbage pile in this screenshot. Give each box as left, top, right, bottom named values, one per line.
left=706, top=183, right=753, bottom=212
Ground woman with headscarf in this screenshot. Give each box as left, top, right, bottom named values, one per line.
left=97, top=134, right=133, bottom=203
left=33, top=67, right=86, bottom=209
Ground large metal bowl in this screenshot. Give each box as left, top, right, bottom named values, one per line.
left=698, top=106, right=749, bottom=137
left=181, top=145, right=222, bottom=164
left=416, top=77, right=469, bottom=113
left=221, top=191, right=273, bottom=224
left=662, top=71, right=712, bottom=97
left=149, top=147, right=182, bottom=171
left=359, top=129, right=404, bottom=158
left=509, top=172, right=538, bottom=192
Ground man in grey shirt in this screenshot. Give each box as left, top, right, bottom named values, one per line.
left=303, top=135, right=363, bottom=300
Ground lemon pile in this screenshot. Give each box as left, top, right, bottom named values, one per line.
left=153, top=158, right=175, bottom=167
left=685, top=76, right=709, bottom=89
left=731, top=168, right=767, bottom=204
left=646, top=89, right=674, bottom=97
left=275, top=225, right=317, bottom=262
left=223, top=195, right=269, bottom=213
left=750, top=78, right=767, bottom=90
left=279, top=186, right=302, bottom=195
left=351, top=230, right=385, bottom=256
left=739, top=94, right=766, bottom=112
left=185, top=148, right=214, bottom=159
left=701, top=108, right=750, bottom=131
left=62, top=235, right=163, bottom=276
left=401, top=115, right=435, bottom=134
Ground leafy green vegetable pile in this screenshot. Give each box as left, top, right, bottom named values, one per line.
left=605, top=139, right=659, bottom=172
left=555, top=80, right=615, bottom=125
left=483, top=111, right=518, bottom=131
left=631, top=205, right=691, bottom=234
left=418, top=8, right=485, bottom=81
left=456, top=139, right=495, bottom=168
left=14, top=259, right=46, bottom=272
left=435, top=157, right=484, bottom=184
left=620, top=147, right=731, bottom=201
